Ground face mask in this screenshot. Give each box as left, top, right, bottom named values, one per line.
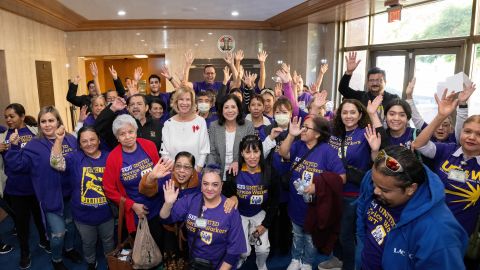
left=275, top=113, right=290, bottom=126
left=197, top=102, right=210, bottom=113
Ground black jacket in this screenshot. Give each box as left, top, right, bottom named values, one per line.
left=338, top=73, right=399, bottom=107
left=66, top=79, right=126, bottom=108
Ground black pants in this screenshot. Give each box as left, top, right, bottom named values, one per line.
left=5, top=194, right=48, bottom=256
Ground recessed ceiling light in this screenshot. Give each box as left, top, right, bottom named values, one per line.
left=194, top=43, right=199, bottom=46
left=231, top=11, right=239, bottom=16
left=208, top=32, right=213, bottom=35
left=200, top=39, right=204, bottom=42
left=117, top=10, right=126, bottom=16
left=133, top=55, right=148, bottom=58
left=141, top=39, right=145, bottom=42
left=136, top=32, right=141, bottom=36
left=163, top=26, right=167, bottom=29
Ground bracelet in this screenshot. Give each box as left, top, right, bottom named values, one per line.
left=459, top=104, right=468, bottom=108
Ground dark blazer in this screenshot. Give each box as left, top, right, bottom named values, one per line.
left=206, top=120, right=255, bottom=174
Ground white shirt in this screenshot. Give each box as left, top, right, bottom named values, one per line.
left=223, top=130, right=236, bottom=180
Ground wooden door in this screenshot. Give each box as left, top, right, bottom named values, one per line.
left=35, top=61, right=55, bottom=108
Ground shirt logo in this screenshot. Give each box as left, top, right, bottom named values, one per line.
left=250, top=195, right=263, bottom=205
left=150, top=131, right=156, bottom=137
left=200, top=231, right=212, bottom=245
left=192, top=125, right=200, bottom=133
left=371, top=224, right=386, bottom=245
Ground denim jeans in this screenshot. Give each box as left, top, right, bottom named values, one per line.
left=338, top=196, right=357, bottom=270
left=75, top=219, right=115, bottom=263
left=45, top=200, right=75, bottom=262
left=291, top=222, right=317, bottom=266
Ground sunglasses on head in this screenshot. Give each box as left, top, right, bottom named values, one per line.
left=376, top=149, right=404, bottom=172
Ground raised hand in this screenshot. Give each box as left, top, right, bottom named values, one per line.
left=276, top=69, right=290, bottom=84
left=288, top=116, right=305, bottom=137
left=72, top=75, right=81, bottom=85
left=345, top=51, right=361, bottom=75
left=405, top=77, right=416, bottom=99
left=435, top=89, right=458, bottom=117
left=9, top=129, right=20, bottom=145
left=313, top=90, right=328, bottom=108
left=257, top=50, right=268, bottom=62
left=364, top=124, right=381, bottom=152
left=274, top=83, right=283, bottom=97
left=223, top=66, right=232, bottom=85
left=133, top=67, right=143, bottom=81
left=150, top=158, right=174, bottom=180
left=159, top=65, right=172, bottom=79
left=224, top=51, right=234, bottom=65
left=309, top=82, right=319, bottom=93
left=243, top=71, right=258, bottom=89
left=89, top=62, right=99, bottom=78
left=292, top=71, right=300, bottom=86
left=319, top=63, right=329, bottom=75
left=126, top=80, right=139, bottom=95
left=184, top=49, right=194, bottom=66
left=163, top=180, right=179, bottom=204
left=108, top=65, right=118, bottom=80
left=458, top=82, right=476, bottom=104
left=234, top=49, right=244, bottom=63
left=111, top=97, right=127, bottom=112
left=269, top=127, right=284, bottom=140
left=367, top=95, right=383, bottom=115
left=78, top=105, right=89, bottom=122
left=55, top=125, right=66, bottom=140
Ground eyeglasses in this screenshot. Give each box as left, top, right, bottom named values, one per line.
left=174, top=164, right=193, bottom=171
left=375, top=149, right=404, bottom=173
left=301, top=125, right=317, bottom=132
left=368, top=79, right=384, bottom=83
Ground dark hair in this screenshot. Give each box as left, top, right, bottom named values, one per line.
left=127, top=94, right=147, bottom=106
left=303, top=84, right=310, bottom=91
left=239, top=135, right=265, bottom=170
left=384, top=98, right=412, bottom=120
left=218, top=94, right=245, bottom=126
left=373, top=145, right=426, bottom=189
left=124, top=77, right=131, bottom=83
left=77, top=126, right=99, bottom=147
left=367, top=67, right=386, bottom=82
left=148, top=74, right=161, bottom=83
left=87, top=80, right=95, bottom=88
left=229, top=88, right=243, bottom=99
left=149, top=98, right=166, bottom=112
left=333, top=99, right=371, bottom=137
left=273, top=97, right=293, bottom=113
left=306, top=115, right=331, bottom=143
left=24, top=116, right=37, bottom=127
left=174, top=151, right=196, bottom=167
left=249, top=94, right=264, bottom=106
left=5, top=103, right=26, bottom=117
left=204, top=65, right=215, bottom=71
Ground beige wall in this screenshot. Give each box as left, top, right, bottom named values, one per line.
left=0, top=9, right=70, bottom=127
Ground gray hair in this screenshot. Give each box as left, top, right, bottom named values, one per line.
left=112, top=114, right=138, bottom=137
left=202, top=166, right=222, bottom=180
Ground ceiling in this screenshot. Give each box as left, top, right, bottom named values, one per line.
left=0, top=0, right=433, bottom=31
left=57, top=0, right=306, bottom=21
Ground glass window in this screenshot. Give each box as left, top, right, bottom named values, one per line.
left=342, top=50, right=367, bottom=91
left=345, top=17, right=369, bottom=47
left=373, top=0, right=472, bottom=44
left=469, top=44, right=480, bottom=116
left=375, top=55, right=406, bottom=97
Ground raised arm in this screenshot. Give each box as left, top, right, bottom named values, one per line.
left=50, top=125, right=66, bottom=171
left=108, top=65, right=126, bottom=97
left=314, top=64, right=328, bottom=92
left=455, top=82, right=476, bottom=143
left=412, top=89, right=458, bottom=149
left=234, top=49, right=244, bottom=72
left=257, top=50, right=268, bottom=89
left=405, top=78, right=426, bottom=129
left=89, top=62, right=101, bottom=94
left=224, top=51, right=238, bottom=83
left=66, top=75, right=86, bottom=107
left=338, top=52, right=364, bottom=99
left=276, top=65, right=299, bottom=116
left=159, top=180, right=179, bottom=219
left=278, top=116, right=304, bottom=160
left=159, top=65, right=180, bottom=89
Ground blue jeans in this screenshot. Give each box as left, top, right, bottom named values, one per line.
left=291, top=222, right=317, bottom=266
left=45, top=200, right=75, bottom=262
left=338, top=197, right=357, bottom=270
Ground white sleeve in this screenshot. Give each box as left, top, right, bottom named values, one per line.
left=262, top=136, right=277, bottom=157
left=160, top=121, right=173, bottom=160
left=416, top=141, right=437, bottom=159
left=73, top=122, right=83, bottom=138
left=197, top=118, right=210, bottom=168
left=406, top=99, right=425, bottom=129
left=455, top=107, right=468, bottom=144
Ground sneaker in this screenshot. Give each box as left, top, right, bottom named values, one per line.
left=64, top=249, right=83, bottom=263
left=318, top=256, right=343, bottom=270
left=300, top=263, right=313, bottom=270
left=39, top=241, right=52, bottom=254
left=51, top=260, right=68, bottom=270
left=0, top=244, right=13, bottom=254
left=87, top=261, right=97, bottom=270
left=287, top=259, right=302, bottom=270
left=20, top=254, right=31, bottom=269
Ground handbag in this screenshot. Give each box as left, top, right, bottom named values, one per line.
left=341, top=138, right=366, bottom=186
left=107, top=197, right=134, bottom=270
left=132, top=218, right=163, bottom=269
left=466, top=215, right=480, bottom=260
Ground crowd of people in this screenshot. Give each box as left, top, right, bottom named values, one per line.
left=0, top=49, right=479, bottom=270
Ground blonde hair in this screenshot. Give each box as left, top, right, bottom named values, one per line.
left=172, top=86, right=196, bottom=114
left=37, top=106, right=63, bottom=138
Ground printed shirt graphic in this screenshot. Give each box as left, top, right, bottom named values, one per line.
left=388, top=127, right=416, bottom=148
left=236, top=168, right=268, bottom=217
left=362, top=199, right=404, bottom=270
left=67, top=151, right=112, bottom=225
left=170, top=194, right=246, bottom=267
left=432, top=143, right=480, bottom=235
left=288, top=141, right=345, bottom=226
left=120, top=146, right=161, bottom=221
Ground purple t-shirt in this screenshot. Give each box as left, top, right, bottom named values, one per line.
left=236, top=170, right=268, bottom=217
left=387, top=127, right=417, bottom=148
left=430, top=143, right=480, bottom=235
left=66, top=150, right=112, bottom=225
left=362, top=199, right=404, bottom=270
left=298, top=92, right=313, bottom=113
left=420, top=122, right=456, bottom=143
left=329, top=127, right=372, bottom=195
left=193, top=81, right=224, bottom=94
left=205, top=113, right=219, bottom=129
left=170, top=193, right=247, bottom=269
left=120, top=146, right=164, bottom=221
left=2, top=127, right=36, bottom=195
left=0, top=125, right=6, bottom=133
left=288, top=141, right=345, bottom=226
left=83, top=114, right=96, bottom=127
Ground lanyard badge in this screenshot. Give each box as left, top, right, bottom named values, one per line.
left=195, top=206, right=208, bottom=229
left=448, top=169, right=466, bottom=183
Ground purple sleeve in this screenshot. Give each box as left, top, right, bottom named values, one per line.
left=224, top=209, right=247, bottom=266
left=327, top=146, right=346, bottom=174
left=289, top=140, right=300, bottom=162
left=170, top=194, right=191, bottom=223
left=282, top=82, right=299, bottom=117
left=433, top=143, right=457, bottom=163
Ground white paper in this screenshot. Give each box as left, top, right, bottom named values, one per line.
left=436, top=72, right=470, bottom=98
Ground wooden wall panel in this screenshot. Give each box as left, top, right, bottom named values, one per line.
left=0, top=51, right=9, bottom=126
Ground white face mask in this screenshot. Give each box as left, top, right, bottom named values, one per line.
left=197, top=102, right=211, bottom=113
left=275, top=113, right=290, bottom=126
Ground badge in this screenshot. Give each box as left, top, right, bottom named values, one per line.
left=448, top=169, right=466, bottom=182
left=195, top=218, right=207, bottom=229
left=371, top=225, right=386, bottom=245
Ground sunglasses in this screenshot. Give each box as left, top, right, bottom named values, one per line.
left=376, top=149, right=404, bottom=173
